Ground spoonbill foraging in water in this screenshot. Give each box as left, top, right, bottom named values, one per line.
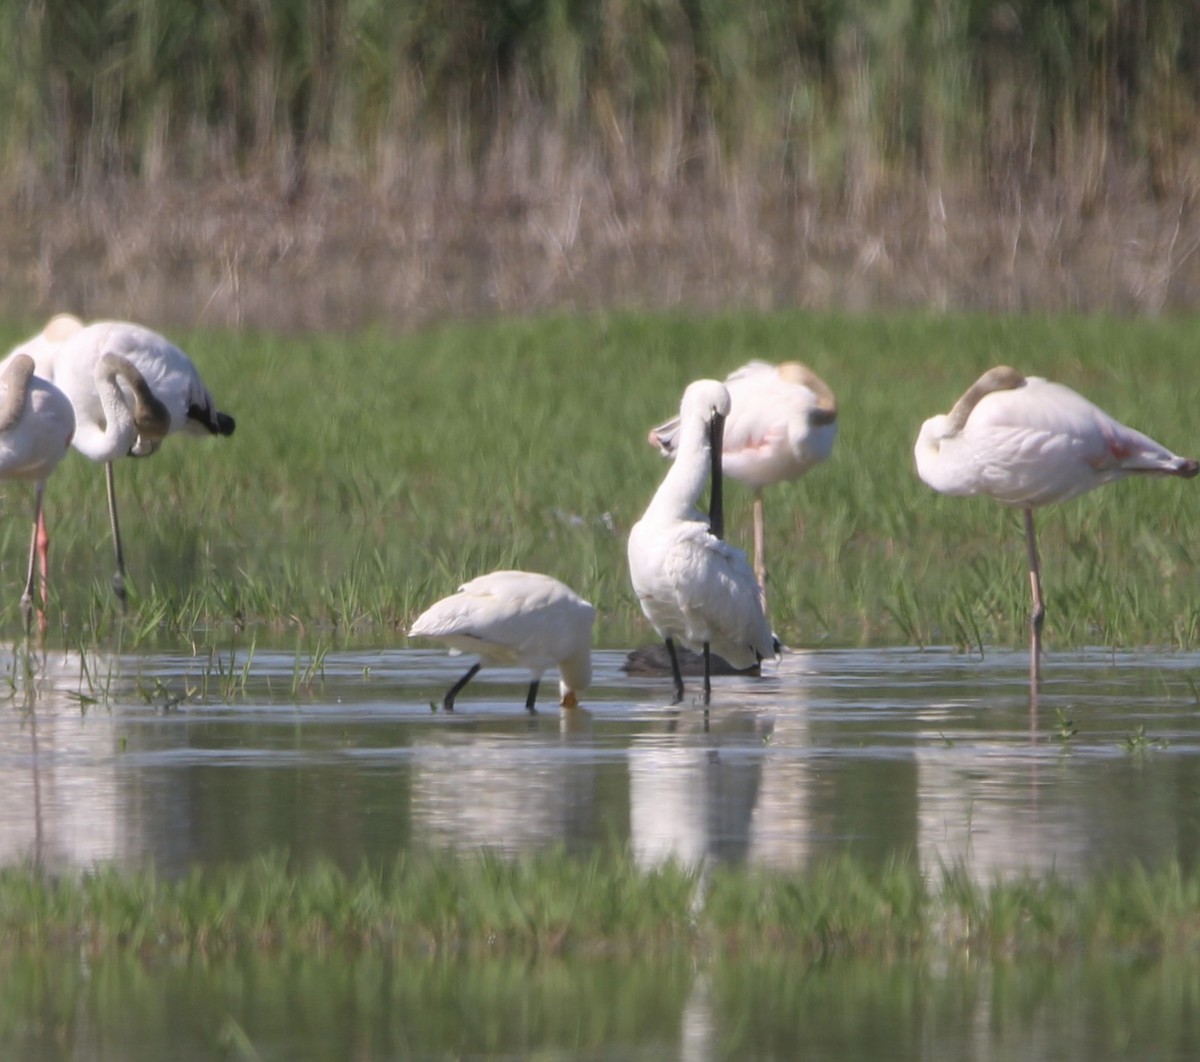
left=648, top=360, right=836, bottom=610
left=0, top=354, right=75, bottom=629
left=629, top=377, right=778, bottom=706
left=1, top=315, right=236, bottom=610
left=408, top=570, right=595, bottom=713
left=914, top=365, right=1198, bottom=680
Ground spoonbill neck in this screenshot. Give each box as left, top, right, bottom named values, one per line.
left=642, top=416, right=713, bottom=523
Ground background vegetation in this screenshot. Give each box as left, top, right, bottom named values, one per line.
left=2, top=309, right=1195, bottom=656
left=2, top=1, right=1200, bottom=327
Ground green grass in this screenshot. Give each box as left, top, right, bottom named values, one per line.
left=3, top=850, right=1200, bottom=961
left=1, top=309, right=1198, bottom=654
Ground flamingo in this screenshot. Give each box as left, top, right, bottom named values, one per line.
left=1, top=316, right=236, bottom=609
left=649, top=360, right=837, bottom=608
left=915, top=365, right=1198, bottom=679
left=0, top=354, right=76, bottom=629
left=628, top=378, right=778, bottom=706
left=408, top=570, right=595, bottom=713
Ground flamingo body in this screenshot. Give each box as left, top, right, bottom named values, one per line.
left=629, top=379, right=777, bottom=703
left=915, top=373, right=1197, bottom=507
left=48, top=321, right=234, bottom=458
left=915, top=365, right=1198, bottom=684
left=650, top=361, right=837, bottom=487
left=409, top=570, right=595, bottom=712
left=0, top=361, right=75, bottom=483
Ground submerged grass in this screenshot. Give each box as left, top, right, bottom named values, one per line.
left=3, top=851, right=1200, bottom=962
left=0, top=309, right=1197, bottom=655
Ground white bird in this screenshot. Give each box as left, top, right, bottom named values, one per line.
left=408, top=570, right=595, bottom=713
left=649, top=360, right=836, bottom=609
left=629, top=378, right=778, bottom=706
left=0, top=354, right=76, bottom=628
left=1, top=315, right=236, bottom=609
left=915, top=365, right=1199, bottom=677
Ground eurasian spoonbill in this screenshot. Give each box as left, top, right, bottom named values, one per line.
left=629, top=378, right=778, bottom=706
left=408, top=569, right=595, bottom=713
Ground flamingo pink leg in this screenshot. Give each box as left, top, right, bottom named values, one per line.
left=752, top=488, right=767, bottom=613
left=21, top=482, right=48, bottom=635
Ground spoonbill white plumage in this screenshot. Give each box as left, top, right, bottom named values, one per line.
left=629, top=378, right=778, bottom=706
left=0, top=354, right=75, bottom=627
left=408, top=570, right=595, bottom=713
left=914, top=365, right=1199, bottom=677
left=1, top=316, right=236, bottom=609
left=649, top=360, right=836, bottom=607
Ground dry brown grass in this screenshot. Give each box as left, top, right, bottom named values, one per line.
left=5, top=136, right=1200, bottom=333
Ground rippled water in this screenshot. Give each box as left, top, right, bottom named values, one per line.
left=4, top=642, right=1200, bottom=1060
left=2, top=643, right=1199, bottom=880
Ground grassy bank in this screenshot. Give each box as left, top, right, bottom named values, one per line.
left=0, top=309, right=1197, bottom=655
left=3, top=849, right=1199, bottom=961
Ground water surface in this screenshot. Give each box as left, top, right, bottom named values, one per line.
left=4, top=643, right=1200, bottom=1060
left=2, top=644, right=1198, bottom=881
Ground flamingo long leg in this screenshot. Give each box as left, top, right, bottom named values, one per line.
left=104, top=462, right=128, bottom=611
left=524, top=680, right=540, bottom=714
left=35, top=496, right=49, bottom=609
left=1023, top=508, right=1044, bottom=684
left=21, top=482, right=47, bottom=635
left=752, top=488, right=767, bottom=612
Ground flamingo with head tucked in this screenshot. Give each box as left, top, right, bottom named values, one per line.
left=2, top=316, right=236, bottom=610
left=915, top=365, right=1198, bottom=679
left=0, top=354, right=75, bottom=629
left=649, top=360, right=836, bottom=611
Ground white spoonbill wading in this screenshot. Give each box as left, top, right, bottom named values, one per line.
left=915, top=365, right=1199, bottom=678
left=408, top=570, right=595, bottom=713
left=0, top=354, right=75, bottom=627
left=629, top=378, right=779, bottom=706
left=2, top=315, right=236, bottom=610
left=649, top=360, right=837, bottom=608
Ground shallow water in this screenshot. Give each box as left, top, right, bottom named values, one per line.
left=2, top=643, right=1199, bottom=881
left=4, top=643, right=1200, bottom=1060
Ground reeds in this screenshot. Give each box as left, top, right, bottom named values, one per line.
left=3, top=850, right=1199, bottom=960
left=6, top=1, right=1199, bottom=201
left=3, top=3, right=1200, bottom=325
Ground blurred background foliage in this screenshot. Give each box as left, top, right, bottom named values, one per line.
left=2, top=0, right=1197, bottom=202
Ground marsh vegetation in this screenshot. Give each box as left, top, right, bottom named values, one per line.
left=1, top=310, right=1193, bottom=658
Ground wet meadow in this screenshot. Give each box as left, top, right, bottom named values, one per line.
left=3, top=308, right=1200, bottom=1059
left=1, top=308, right=1196, bottom=654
